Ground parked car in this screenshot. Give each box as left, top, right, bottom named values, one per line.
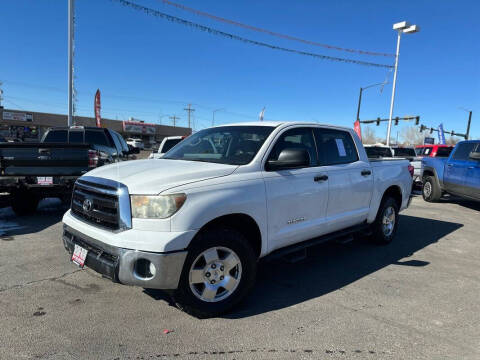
left=421, top=140, right=480, bottom=202
left=148, top=136, right=186, bottom=159
left=364, top=144, right=393, bottom=158
left=126, top=138, right=144, bottom=150
left=0, top=126, right=132, bottom=216
left=412, top=145, right=454, bottom=184
left=62, top=122, right=413, bottom=317
left=391, top=147, right=416, bottom=161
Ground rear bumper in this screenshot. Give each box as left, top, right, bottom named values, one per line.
left=63, top=225, right=187, bottom=289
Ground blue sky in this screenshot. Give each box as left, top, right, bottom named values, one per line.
left=1, top=0, right=479, bottom=140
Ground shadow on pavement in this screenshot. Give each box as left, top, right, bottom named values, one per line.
left=0, top=198, right=68, bottom=237
left=221, top=214, right=462, bottom=319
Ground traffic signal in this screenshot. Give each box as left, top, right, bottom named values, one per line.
left=394, top=117, right=399, bottom=125
left=376, top=117, right=381, bottom=126
left=415, top=116, right=420, bottom=125
left=451, top=130, right=455, bottom=136
left=420, top=124, right=426, bottom=132
left=430, top=128, right=434, bottom=134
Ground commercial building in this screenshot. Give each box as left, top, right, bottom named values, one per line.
left=0, top=107, right=191, bottom=146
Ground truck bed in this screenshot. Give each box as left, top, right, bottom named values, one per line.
left=0, top=142, right=91, bottom=177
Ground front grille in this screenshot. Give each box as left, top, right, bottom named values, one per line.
left=71, top=175, right=133, bottom=230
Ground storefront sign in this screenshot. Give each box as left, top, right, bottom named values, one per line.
left=122, top=121, right=155, bottom=135
left=2, top=111, right=33, bottom=122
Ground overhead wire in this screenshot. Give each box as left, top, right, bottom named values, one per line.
left=158, top=0, right=395, bottom=57
left=111, top=0, right=394, bottom=69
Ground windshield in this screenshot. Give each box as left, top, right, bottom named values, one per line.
left=365, top=146, right=393, bottom=158
left=392, top=147, right=416, bottom=157
left=163, top=126, right=275, bottom=165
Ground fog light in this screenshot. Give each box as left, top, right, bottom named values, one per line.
left=134, top=259, right=155, bottom=279
left=149, top=262, right=156, bottom=277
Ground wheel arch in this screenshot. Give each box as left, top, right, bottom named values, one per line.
left=191, top=213, right=263, bottom=259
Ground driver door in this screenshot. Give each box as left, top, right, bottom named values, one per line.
left=263, top=127, right=329, bottom=252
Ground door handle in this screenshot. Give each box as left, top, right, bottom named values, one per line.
left=314, top=175, right=328, bottom=182
left=468, top=166, right=474, bottom=169
left=361, top=170, right=372, bottom=176
left=447, top=164, right=453, bottom=167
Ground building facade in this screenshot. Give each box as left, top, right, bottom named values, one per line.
left=0, top=107, right=191, bottom=145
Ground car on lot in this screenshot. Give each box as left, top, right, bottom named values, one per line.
left=0, top=126, right=132, bottom=215
left=421, top=140, right=480, bottom=202
left=62, top=122, right=413, bottom=317
left=412, top=145, right=454, bottom=185
left=126, top=138, right=144, bottom=150
left=148, top=136, right=186, bottom=159
left=364, top=144, right=393, bottom=158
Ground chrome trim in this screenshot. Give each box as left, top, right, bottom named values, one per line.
left=74, top=175, right=132, bottom=231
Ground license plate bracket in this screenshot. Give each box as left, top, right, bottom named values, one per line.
left=37, top=176, right=53, bottom=185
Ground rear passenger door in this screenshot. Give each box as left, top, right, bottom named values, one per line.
left=444, top=142, right=477, bottom=196
left=464, top=143, right=480, bottom=200
left=314, top=128, right=373, bottom=233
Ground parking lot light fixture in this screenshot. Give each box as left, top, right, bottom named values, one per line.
left=386, top=21, right=420, bottom=146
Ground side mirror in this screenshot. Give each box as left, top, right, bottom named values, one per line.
left=266, top=148, right=310, bottom=171
left=469, top=151, right=480, bottom=161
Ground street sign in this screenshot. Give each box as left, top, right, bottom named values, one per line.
left=424, top=137, right=435, bottom=145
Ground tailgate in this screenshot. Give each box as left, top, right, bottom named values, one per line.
left=0, top=143, right=91, bottom=176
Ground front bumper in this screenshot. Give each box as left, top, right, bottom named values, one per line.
left=63, top=225, right=187, bottom=289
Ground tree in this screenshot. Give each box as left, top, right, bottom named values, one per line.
left=400, top=126, right=425, bottom=146
left=361, top=126, right=382, bottom=144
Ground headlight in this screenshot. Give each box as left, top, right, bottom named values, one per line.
left=130, top=193, right=186, bottom=219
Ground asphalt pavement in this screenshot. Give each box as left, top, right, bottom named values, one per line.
left=0, top=195, right=479, bottom=359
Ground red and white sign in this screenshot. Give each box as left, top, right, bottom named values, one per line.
left=122, top=121, right=156, bottom=135
left=94, top=89, right=101, bottom=128
left=72, top=244, right=88, bottom=267
left=353, top=120, right=362, bottom=140
left=37, top=177, right=53, bottom=185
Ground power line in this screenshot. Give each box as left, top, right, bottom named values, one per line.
left=158, top=0, right=395, bottom=58
left=169, top=115, right=180, bottom=127
left=183, top=103, right=195, bottom=128
left=111, top=0, right=394, bottom=69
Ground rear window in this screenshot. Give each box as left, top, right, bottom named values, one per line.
left=43, top=130, right=68, bottom=143
left=392, top=148, right=416, bottom=157
left=161, top=138, right=182, bottom=153
left=435, top=147, right=453, bottom=157
left=85, top=130, right=109, bottom=147
left=365, top=146, right=393, bottom=158
left=68, top=131, right=84, bottom=143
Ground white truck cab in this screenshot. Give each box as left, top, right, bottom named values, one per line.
left=62, top=122, right=412, bottom=317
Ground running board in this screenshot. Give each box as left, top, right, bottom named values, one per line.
left=265, top=223, right=370, bottom=262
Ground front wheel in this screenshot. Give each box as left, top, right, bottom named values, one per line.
left=370, top=197, right=399, bottom=245
left=172, top=227, right=257, bottom=318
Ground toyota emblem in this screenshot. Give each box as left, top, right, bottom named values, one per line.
left=82, top=198, right=93, bottom=212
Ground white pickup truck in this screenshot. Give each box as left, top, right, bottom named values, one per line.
left=62, top=122, right=413, bottom=317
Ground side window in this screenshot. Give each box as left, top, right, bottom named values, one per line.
left=85, top=130, right=110, bottom=147
left=452, top=143, right=476, bottom=161
left=43, top=130, right=67, bottom=143
left=315, top=129, right=359, bottom=165
left=268, top=127, right=318, bottom=166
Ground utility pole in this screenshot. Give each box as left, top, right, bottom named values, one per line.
left=466, top=111, right=472, bottom=140
left=0, top=81, right=3, bottom=108
left=67, top=0, right=75, bottom=126
left=184, top=104, right=195, bottom=129
left=212, top=108, right=225, bottom=127
left=169, top=115, right=180, bottom=127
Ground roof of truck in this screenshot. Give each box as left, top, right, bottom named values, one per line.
left=213, top=121, right=352, bottom=131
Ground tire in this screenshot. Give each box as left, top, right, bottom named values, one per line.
left=370, top=197, right=399, bottom=245
left=11, top=191, right=40, bottom=216
left=172, top=227, right=257, bottom=318
left=422, top=176, right=441, bottom=202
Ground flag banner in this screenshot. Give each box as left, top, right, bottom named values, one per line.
left=354, top=120, right=362, bottom=140
left=94, top=89, right=101, bottom=128
left=438, top=123, right=446, bottom=144
left=259, top=107, right=265, bottom=121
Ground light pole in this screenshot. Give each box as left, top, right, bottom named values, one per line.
left=67, top=0, right=75, bottom=126
left=458, top=107, right=473, bottom=140
left=356, top=81, right=388, bottom=121
left=212, top=108, right=225, bottom=127
left=386, top=21, right=419, bottom=146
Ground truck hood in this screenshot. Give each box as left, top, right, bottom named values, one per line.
left=84, top=159, right=238, bottom=194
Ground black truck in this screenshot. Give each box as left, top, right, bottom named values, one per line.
left=0, top=126, right=132, bottom=215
